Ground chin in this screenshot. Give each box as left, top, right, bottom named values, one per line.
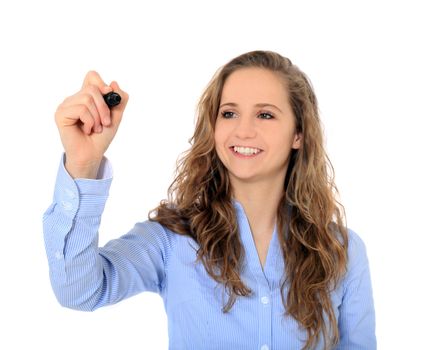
left=228, top=171, right=261, bottom=183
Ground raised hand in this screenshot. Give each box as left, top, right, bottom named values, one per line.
left=54, top=71, right=129, bottom=178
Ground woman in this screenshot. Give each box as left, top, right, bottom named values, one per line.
left=43, top=50, right=376, bottom=349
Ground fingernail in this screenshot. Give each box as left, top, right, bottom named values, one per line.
left=95, top=125, right=103, bottom=133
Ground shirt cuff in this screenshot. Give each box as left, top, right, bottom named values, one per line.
left=53, top=154, right=113, bottom=218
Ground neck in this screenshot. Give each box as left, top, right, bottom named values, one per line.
left=232, top=178, right=284, bottom=238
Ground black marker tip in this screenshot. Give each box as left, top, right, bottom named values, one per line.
left=103, top=92, right=121, bottom=107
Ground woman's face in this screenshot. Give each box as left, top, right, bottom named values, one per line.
left=214, top=67, right=301, bottom=188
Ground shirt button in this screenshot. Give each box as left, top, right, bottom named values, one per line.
left=61, top=200, right=73, bottom=211
left=261, top=296, right=269, bottom=305
left=260, top=345, right=269, bottom=350
left=55, top=251, right=63, bottom=260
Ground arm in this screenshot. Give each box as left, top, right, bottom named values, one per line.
left=337, top=230, right=377, bottom=349
left=43, top=156, right=171, bottom=311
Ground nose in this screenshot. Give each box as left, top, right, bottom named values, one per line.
left=234, top=116, right=257, bottom=139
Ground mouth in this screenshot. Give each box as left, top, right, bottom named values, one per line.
left=230, top=146, right=263, bottom=157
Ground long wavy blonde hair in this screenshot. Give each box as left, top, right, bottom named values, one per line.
left=149, top=50, right=348, bottom=349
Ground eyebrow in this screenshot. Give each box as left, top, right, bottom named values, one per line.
left=219, top=102, right=283, bottom=113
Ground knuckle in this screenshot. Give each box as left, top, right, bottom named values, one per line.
left=79, top=104, right=88, bottom=115
left=54, top=105, right=64, bottom=120
left=85, top=93, right=95, bottom=105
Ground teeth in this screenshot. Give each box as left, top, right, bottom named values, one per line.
left=233, top=146, right=261, bottom=156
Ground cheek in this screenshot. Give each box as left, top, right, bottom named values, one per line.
left=273, top=131, right=297, bottom=160
left=214, top=120, right=228, bottom=148
left=213, top=132, right=228, bottom=167
left=269, top=125, right=294, bottom=147
left=214, top=128, right=222, bottom=150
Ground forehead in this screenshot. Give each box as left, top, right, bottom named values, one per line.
left=220, top=68, right=289, bottom=105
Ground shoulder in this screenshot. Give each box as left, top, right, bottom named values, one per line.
left=128, top=220, right=196, bottom=256
left=129, top=220, right=179, bottom=248
left=347, top=228, right=368, bottom=261
left=343, top=228, right=371, bottom=285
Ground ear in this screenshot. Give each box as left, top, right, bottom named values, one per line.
left=292, top=133, right=302, bottom=149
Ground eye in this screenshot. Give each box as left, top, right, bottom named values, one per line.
left=258, top=112, right=274, bottom=120
left=220, top=111, right=236, bottom=119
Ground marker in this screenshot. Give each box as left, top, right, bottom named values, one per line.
left=103, top=91, right=121, bottom=107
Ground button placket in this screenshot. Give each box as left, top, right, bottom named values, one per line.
left=257, top=285, right=272, bottom=350
left=235, top=202, right=273, bottom=349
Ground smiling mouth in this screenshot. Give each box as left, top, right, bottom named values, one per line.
left=230, top=146, right=263, bottom=156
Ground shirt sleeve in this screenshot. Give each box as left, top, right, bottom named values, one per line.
left=336, top=229, right=377, bottom=349
left=42, top=154, right=172, bottom=311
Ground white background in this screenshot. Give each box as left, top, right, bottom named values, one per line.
left=1, top=1, right=441, bottom=349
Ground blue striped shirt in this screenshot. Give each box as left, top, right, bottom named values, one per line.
left=43, top=156, right=376, bottom=349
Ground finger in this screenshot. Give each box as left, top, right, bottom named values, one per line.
left=61, top=91, right=103, bottom=133
left=57, top=104, right=96, bottom=135
left=82, top=85, right=111, bottom=130
left=82, top=71, right=111, bottom=95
